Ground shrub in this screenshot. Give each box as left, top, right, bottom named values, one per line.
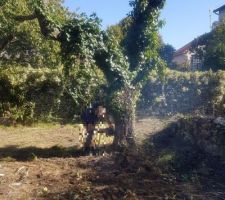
left=139, top=69, right=225, bottom=116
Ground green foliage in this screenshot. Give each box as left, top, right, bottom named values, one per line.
left=140, top=69, right=225, bottom=115
left=191, top=21, right=225, bottom=71
left=0, top=0, right=107, bottom=124
left=0, top=0, right=65, bottom=68
left=159, top=43, right=176, bottom=68
left=204, top=21, right=225, bottom=71
left=0, top=65, right=104, bottom=124
left=106, top=17, right=132, bottom=45
left=0, top=66, right=62, bottom=124
left=124, top=0, right=165, bottom=72
left=0, top=0, right=166, bottom=139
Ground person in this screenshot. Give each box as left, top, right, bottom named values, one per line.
left=80, top=101, right=114, bottom=154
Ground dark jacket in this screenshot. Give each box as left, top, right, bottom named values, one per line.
left=81, top=108, right=98, bottom=125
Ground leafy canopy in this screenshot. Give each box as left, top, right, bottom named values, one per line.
left=191, top=20, right=225, bottom=71
left=0, top=0, right=69, bottom=67
left=1, top=0, right=166, bottom=118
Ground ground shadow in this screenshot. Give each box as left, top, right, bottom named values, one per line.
left=0, top=145, right=113, bottom=161
left=141, top=118, right=225, bottom=197
left=143, top=118, right=225, bottom=172
left=41, top=118, right=225, bottom=199
left=43, top=155, right=186, bottom=200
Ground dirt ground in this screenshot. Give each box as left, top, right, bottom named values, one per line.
left=0, top=117, right=225, bottom=200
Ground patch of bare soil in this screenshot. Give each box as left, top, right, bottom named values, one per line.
left=1, top=154, right=224, bottom=200
left=0, top=156, right=192, bottom=200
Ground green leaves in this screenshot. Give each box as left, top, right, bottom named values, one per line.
left=191, top=20, right=225, bottom=71
left=0, top=0, right=63, bottom=68
left=0, top=0, right=8, bottom=7
left=204, top=21, right=225, bottom=71
left=0, top=0, right=166, bottom=124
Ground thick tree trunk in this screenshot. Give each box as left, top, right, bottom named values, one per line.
left=113, top=108, right=136, bottom=149
left=113, top=88, right=138, bottom=149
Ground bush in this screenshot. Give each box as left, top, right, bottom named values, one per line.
left=0, top=65, right=104, bottom=124
left=139, top=69, right=225, bottom=116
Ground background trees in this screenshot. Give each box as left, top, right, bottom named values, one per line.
left=0, top=0, right=104, bottom=123
left=191, top=20, right=225, bottom=71
left=159, top=43, right=176, bottom=69
left=204, top=21, right=225, bottom=71
left=0, top=0, right=66, bottom=67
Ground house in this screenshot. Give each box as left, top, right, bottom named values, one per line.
left=212, top=4, right=225, bottom=28
left=172, top=4, right=225, bottom=71
left=214, top=4, right=225, bottom=22
left=172, top=43, right=192, bottom=69
left=172, top=42, right=203, bottom=71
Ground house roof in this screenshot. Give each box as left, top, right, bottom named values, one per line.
left=173, top=42, right=192, bottom=57
left=213, top=4, right=225, bottom=14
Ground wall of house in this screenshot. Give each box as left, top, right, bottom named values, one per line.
left=172, top=54, right=188, bottom=66
left=172, top=51, right=194, bottom=70
left=219, top=9, right=225, bottom=22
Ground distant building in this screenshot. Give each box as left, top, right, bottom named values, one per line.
left=172, top=43, right=192, bottom=69
left=172, top=42, right=203, bottom=71
left=172, top=4, right=225, bottom=71
left=214, top=4, right=225, bottom=22
left=212, top=4, right=225, bottom=28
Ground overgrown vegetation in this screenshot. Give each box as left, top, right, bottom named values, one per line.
left=191, top=20, right=225, bottom=71
left=1, top=0, right=167, bottom=147
left=140, top=69, right=225, bottom=116
left=0, top=65, right=104, bottom=124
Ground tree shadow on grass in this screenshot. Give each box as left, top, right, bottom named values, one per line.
left=42, top=155, right=184, bottom=200
left=0, top=145, right=80, bottom=161
left=0, top=145, right=113, bottom=161
left=141, top=118, right=225, bottom=198
left=143, top=118, right=225, bottom=171
left=39, top=117, right=225, bottom=200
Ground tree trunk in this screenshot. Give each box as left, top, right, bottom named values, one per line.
left=113, top=88, right=138, bottom=149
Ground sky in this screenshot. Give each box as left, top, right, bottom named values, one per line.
left=64, top=0, right=225, bottom=49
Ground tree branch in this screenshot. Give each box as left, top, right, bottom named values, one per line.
left=13, top=9, right=61, bottom=41
left=34, top=9, right=61, bottom=41
left=14, top=14, right=37, bottom=21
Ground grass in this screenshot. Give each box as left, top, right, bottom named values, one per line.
left=157, top=151, right=175, bottom=166
left=0, top=122, right=81, bottom=129
left=0, top=124, right=80, bottom=150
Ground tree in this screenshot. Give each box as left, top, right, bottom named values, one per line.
left=159, top=43, right=176, bottom=68
left=106, top=17, right=132, bottom=45
left=204, top=21, right=225, bottom=71
left=0, top=0, right=68, bottom=68
left=4, top=0, right=165, bottom=148
left=191, top=21, right=225, bottom=71
left=0, top=0, right=105, bottom=122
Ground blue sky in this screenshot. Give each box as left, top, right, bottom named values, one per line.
left=64, top=0, right=225, bottom=49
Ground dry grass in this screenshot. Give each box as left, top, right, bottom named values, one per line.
left=0, top=124, right=80, bottom=149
